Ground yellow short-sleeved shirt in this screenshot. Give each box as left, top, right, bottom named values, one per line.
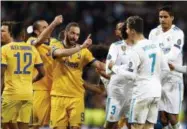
left=51, top=41, right=96, bottom=98
left=27, top=37, right=59, bottom=91
left=1, top=42, right=43, bottom=100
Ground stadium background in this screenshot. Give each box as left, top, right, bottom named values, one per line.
left=1, top=1, right=187, bottom=129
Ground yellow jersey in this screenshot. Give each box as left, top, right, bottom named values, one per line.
left=51, top=41, right=96, bottom=98
left=1, top=41, right=43, bottom=100
left=27, top=37, right=59, bottom=91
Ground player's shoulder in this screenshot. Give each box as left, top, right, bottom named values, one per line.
left=26, top=36, right=37, bottom=44
left=110, top=40, right=124, bottom=50
left=150, top=25, right=162, bottom=34
left=172, top=25, right=184, bottom=35
left=112, top=40, right=124, bottom=46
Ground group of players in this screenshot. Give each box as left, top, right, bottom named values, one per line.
left=1, top=4, right=187, bottom=129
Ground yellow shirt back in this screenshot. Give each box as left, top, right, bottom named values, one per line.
left=27, top=37, right=59, bottom=91
left=51, top=42, right=96, bottom=98
left=1, top=42, right=43, bottom=100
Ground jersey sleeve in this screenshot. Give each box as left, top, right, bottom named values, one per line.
left=1, top=46, right=8, bottom=67
left=83, top=48, right=96, bottom=66
left=165, top=31, right=184, bottom=62
left=173, top=64, right=187, bottom=74
left=50, top=40, right=64, bottom=59
left=106, top=44, right=118, bottom=74
left=33, top=47, right=43, bottom=67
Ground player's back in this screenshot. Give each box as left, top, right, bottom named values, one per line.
left=1, top=42, right=42, bottom=100
left=131, top=39, right=165, bottom=98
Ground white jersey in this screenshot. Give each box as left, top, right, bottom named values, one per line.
left=113, top=39, right=170, bottom=99
left=149, top=25, right=184, bottom=79
left=106, top=40, right=133, bottom=98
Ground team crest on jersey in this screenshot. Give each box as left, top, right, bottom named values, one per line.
left=121, top=46, right=126, bottom=51
left=77, top=52, right=81, bottom=59
left=177, top=39, right=181, bottom=45
left=107, top=54, right=112, bottom=60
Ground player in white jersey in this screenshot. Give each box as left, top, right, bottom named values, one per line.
left=149, top=5, right=184, bottom=129
left=105, top=21, right=133, bottom=129
left=109, top=16, right=170, bottom=129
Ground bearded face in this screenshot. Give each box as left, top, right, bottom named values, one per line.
left=65, top=26, right=80, bottom=46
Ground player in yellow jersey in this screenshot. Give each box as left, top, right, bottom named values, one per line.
left=26, top=15, right=63, bottom=129
left=1, top=22, right=45, bottom=129
left=50, top=22, right=105, bottom=129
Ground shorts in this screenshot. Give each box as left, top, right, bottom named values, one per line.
left=50, top=96, right=84, bottom=128
left=128, top=97, right=160, bottom=124
left=159, top=80, right=183, bottom=114
left=106, top=97, right=128, bottom=122
left=2, top=96, right=32, bottom=123
left=32, top=90, right=51, bottom=126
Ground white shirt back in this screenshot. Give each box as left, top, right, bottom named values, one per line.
left=128, top=39, right=169, bottom=99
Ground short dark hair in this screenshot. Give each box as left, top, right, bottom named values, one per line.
left=65, top=22, right=79, bottom=32
left=11, top=22, right=25, bottom=39
left=121, top=21, right=128, bottom=39
left=126, top=16, right=144, bottom=34
left=1, top=21, right=16, bottom=36
left=159, top=5, right=174, bottom=16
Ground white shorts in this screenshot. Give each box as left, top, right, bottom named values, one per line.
left=128, top=97, right=160, bottom=124
left=106, top=97, right=127, bottom=122
left=159, top=80, right=183, bottom=114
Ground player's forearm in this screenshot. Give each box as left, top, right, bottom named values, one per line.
left=111, top=65, right=136, bottom=80
left=173, top=64, right=187, bottom=74
left=32, top=73, right=45, bottom=83
left=84, top=82, right=105, bottom=94
left=34, top=22, right=57, bottom=47
left=53, top=46, right=82, bottom=58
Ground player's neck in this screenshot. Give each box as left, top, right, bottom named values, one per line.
left=133, top=34, right=145, bottom=44
left=162, top=25, right=172, bottom=32
left=13, top=37, right=24, bottom=42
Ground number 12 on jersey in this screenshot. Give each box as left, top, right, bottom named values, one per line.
left=149, top=53, right=156, bottom=74
left=14, top=52, right=32, bottom=74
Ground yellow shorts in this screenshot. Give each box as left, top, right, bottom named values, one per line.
left=32, top=90, right=51, bottom=126
left=2, top=96, right=32, bottom=123
left=50, top=96, right=84, bottom=128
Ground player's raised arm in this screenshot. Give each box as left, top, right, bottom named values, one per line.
left=52, top=34, right=92, bottom=58
left=32, top=15, right=63, bottom=47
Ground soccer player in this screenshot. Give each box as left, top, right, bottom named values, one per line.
left=104, top=21, right=133, bottom=129
left=50, top=22, right=105, bottom=129
left=26, top=15, right=63, bottom=129
left=1, top=21, right=13, bottom=46
left=109, top=16, right=170, bottom=129
left=1, top=22, right=45, bottom=129
left=149, top=5, right=184, bottom=129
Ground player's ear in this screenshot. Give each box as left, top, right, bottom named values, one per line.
left=34, top=30, right=39, bottom=36
left=171, top=16, right=174, bottom=21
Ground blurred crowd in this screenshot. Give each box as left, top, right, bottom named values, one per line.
left=1, top=1, right=187, bottom=128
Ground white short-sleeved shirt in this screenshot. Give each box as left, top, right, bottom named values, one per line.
left=149, top=25, right=184, bottom=79
left=106, top=40, right=133, bottom=98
